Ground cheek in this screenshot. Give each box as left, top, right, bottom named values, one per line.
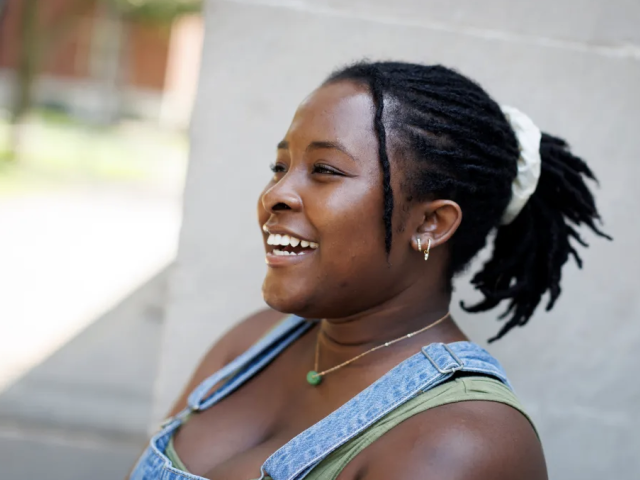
left=313, top=181, right=387, bottom=274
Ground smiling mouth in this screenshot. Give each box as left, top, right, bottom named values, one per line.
left=266, top=234, right=318, bottom=256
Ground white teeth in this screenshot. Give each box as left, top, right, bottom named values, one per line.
left=271, top=249, right=301, bottom=256
left=273, top=249, right=294, bottom=256
left=268, top=234, right=318, bottom=253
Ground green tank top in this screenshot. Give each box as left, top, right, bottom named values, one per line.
left=165, top=375, right=534, bottom=479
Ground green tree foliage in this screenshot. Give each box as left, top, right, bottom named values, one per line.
left=5, top=0, right=202, bottom=160
left=112, top=0, right=202, bottom=23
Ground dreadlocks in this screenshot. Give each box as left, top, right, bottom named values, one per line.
left=325, top=61, right=610, bottom=342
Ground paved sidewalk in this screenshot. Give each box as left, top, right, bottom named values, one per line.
left=0, top=427, right=142, bottom=480
left=0, top=188, right=178, bottom=479
left=0, top=188, right=179, bottom=391
left=0, top=267, right=169, bottom=479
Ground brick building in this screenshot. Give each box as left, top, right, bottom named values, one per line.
left=0, top=0, right=202, bottom=126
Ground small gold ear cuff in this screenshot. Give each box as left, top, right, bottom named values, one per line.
left=424, top=238, right=431, bottom=261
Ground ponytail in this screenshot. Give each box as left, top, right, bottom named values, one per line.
left=461, top=133, right=611, bottom=341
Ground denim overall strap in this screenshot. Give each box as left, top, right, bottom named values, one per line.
left=261, top=341, right=510, bottom=480
left=182, top=315, right=313, bottom=413
left=133, top=314, right=313, bottom=480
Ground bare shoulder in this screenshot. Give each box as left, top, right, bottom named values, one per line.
left=343, top=400, right=547, bottom=480
left=166, top=307, right=287, bottom=416
left=210, top=307, right=289, bottom=363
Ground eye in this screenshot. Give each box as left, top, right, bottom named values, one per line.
left=312, top=164, right=343, bottom=175
left=270, top=163, right=286, bottom=173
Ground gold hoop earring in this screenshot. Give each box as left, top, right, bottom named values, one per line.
left=424, top=238, right=431, bottom=262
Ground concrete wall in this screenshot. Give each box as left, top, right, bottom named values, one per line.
left=154, top=1, right=640, bottom=478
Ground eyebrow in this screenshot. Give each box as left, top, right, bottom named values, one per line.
left=277, top=140, right=356, bottom=162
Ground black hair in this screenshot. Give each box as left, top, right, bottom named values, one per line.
left=325, top=61, right=610, bottom=342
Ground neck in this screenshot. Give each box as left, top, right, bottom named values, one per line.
left=316, top=285, right=466, bottom=368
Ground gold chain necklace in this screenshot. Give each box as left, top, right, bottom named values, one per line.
left=306, top=312, right=451, bottom=386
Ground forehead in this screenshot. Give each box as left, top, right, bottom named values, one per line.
left=285, top=81, right=377, bottom=158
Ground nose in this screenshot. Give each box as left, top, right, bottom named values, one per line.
left=261, top=173, right=303, bottom=214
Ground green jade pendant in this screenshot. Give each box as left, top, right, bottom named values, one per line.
left=306, top=370, right=322, bottom=386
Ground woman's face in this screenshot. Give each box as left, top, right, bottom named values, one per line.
left=258, top=80, right=424, bottom=319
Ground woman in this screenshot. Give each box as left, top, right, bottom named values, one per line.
left=130, top=61, right=609, bottom=480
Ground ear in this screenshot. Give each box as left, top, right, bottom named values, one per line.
left=410, top=199, right=462, bottom=252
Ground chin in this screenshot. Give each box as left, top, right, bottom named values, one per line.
left=262, top=279, right=313, bottom=317
left=263, top=295, right=313, bottom=318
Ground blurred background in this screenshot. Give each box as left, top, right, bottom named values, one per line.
left=1, top=1, right=639, bottom=479
left=0, top=0, right=202, bottom=477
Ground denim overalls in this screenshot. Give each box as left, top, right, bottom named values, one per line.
left=130, top=315, right=513, bottom=480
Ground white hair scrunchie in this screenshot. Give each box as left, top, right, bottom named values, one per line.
left=499, top=105, right=542, bottom=225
